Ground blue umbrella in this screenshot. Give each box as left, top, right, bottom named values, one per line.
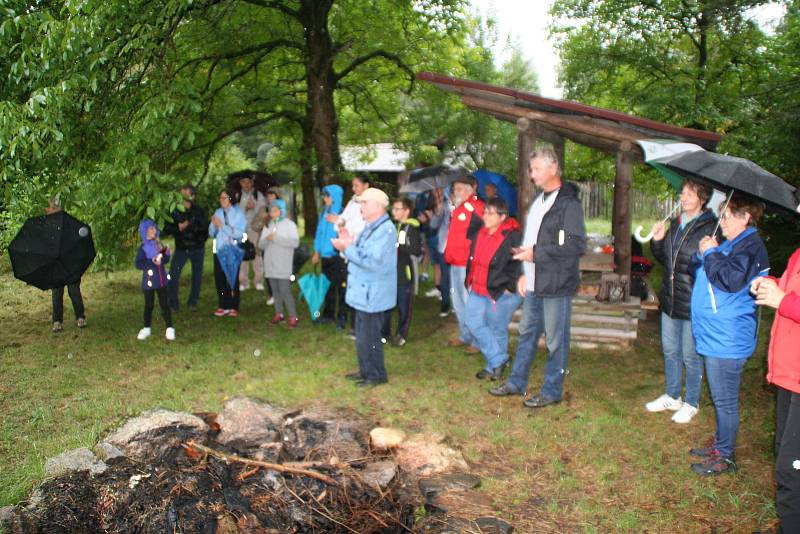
left=297, top=270, right=331, bottom=319
left=216, top=245, right=244, bottom=288
left=473, top=169, right=518, bottom=216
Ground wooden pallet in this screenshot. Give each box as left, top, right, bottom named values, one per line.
left=509, top=295, right=641, bottom=351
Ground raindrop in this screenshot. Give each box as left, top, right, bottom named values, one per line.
left=67, top=352, right=74, bottom=359
left=78, top=226, right=89, bottom=237
left=253, top=349, right=261, bottom=357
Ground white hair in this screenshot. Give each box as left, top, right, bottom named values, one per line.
left=530, top=147, right=561, bottom=176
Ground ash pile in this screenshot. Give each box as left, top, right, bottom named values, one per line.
left=1, top=397, right=513, bottom=534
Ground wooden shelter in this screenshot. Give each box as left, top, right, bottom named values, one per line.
left=417, top=72, right=722, bottom=278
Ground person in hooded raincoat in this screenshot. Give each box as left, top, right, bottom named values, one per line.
left=209, top=189, right=247, bottom=317
left=312, top=184, right=347, bottom=327
left=258, top=199, right=300, bottom=328
left=135, top=219, right=174, bottom=341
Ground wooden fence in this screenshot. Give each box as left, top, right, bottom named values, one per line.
left=575, top=182, right=678, bottom=220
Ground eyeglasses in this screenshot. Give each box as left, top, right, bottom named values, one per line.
left=219, top=195, right=230, bottom=201
left=720, top=211, right=743, bottom=220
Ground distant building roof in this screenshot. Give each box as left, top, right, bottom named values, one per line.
left=341, top=144, right=409, bottom=173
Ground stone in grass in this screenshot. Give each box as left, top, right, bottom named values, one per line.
left=370, top=427, right=406, bottom=450
left=395, top=433, right=469, bottom=477
left=418, top=473, right=481, bottom=499
left=475, top=516, right=513, bottom=534
left=0, top=506, right=17, bottom=530
left=104, top=409, right=208, bottom=463
left=360, top=461, right=398, bottom=489
left=44, top=448, right=107, bottom=478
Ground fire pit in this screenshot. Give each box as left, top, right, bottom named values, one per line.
left=1, top=398, right=513, bottom=533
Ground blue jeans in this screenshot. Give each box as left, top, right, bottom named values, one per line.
left=703, top=356, right=747, bottom=458
left=661, top=313, right=703, bottom=407
left=450, top=265, right=475, bottom=345
left=464, top=291, right=522, bottom=371
left=168, top=247, right=205, bottom=310
left=507, top=292, right=572, bottom=400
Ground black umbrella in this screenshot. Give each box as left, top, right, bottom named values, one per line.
left=656, top=151, right=800, bottom=215
left=8, top=211, right=96, bottom=290
left=399, top=165, right=466, bottom=194
left=226, top=170, right=282, bottom=199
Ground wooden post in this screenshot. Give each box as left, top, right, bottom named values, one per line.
left=552, top=135, right=565, bottom=175
left=613, top=143, right=633, bottom=279
left=517, top=118, right=537, bottom=221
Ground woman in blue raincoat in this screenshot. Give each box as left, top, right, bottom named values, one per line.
left=209, top=189, right=247, bottom=317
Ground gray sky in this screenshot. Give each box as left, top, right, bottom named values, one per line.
left=471, top=1, right=787, bottom=99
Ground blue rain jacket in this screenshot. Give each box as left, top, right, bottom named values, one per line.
left=344, top=213, right=397, bottom=313
left=314, top=185, right=343, bottom=258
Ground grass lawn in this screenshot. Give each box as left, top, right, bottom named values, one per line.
left=0, top=244, right=779, bottom=533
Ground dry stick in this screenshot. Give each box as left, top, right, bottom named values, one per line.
left=183, top=441, right=338, bottom=486
left=282, top=481, right=360, bottom=534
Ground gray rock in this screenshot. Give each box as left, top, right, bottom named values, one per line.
left=44, top=448, right=107, bottom=478
left=419, top=473, right=481, bottom=499
left=93, top=442, right=125, bottom=461
left=281, top=406, right=371, bottom=462
left=0, top=506, right=17, bottom=529
left=216, top=397, right=284, bottom=447
left=360, top=461, right=397, bottom=489
left=104, top=409, right=208, bottom=462
left=475, top=517, right=513, bottom=534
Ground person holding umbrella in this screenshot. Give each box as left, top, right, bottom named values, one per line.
left=209, top=189, right=247, bottom=317
left=46, top=198, right=87, bottom=332
left=688, top=196, right=769, bottom=476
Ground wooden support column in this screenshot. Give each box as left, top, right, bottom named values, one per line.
left=516, top=118, right=537, bottom=221
left=613, top=142, right=633, bottom=279
left=551, top=134, right=565, bottom=176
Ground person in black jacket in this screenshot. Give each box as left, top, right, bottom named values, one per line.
left=464, top=197, right=523, bottom=380
left=489, top=147, right=586, bottom=408
left=645, top=180, right=717, bottom=424
left=382, top=197, right=423, bottom=347
left=164, top=185, right=208, bottom=311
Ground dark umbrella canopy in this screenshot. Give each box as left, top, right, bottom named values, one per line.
left=226, top=170, right=281, bottom=199
left=399, top=165, right=466, bottom=194
left=9, top=211, right=96, bottom=290
left=656, top=151, right=800, bottom=214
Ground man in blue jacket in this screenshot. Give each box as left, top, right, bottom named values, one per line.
left=333, top=187, right=397, bottom=387
left=312, top=184, right=347, bottom=325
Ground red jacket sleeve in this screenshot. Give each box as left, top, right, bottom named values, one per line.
left=778, top=292, right=800, bottom=324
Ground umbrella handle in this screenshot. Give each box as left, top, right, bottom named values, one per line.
left=634, top=203, right=681, bottom=243
left=710, top=190, right=734, bottom=238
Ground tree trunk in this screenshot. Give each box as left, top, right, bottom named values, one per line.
left=300, top=0, right=342, bottom=181
left=299, top=117, right=318, bottom=237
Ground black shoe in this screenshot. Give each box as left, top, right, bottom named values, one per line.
left=345, top=371, right=363, bottom=381
left=355, top=378, right=387, bottom=388
left=691, top=454, right=736, bottom=476
left=523, top=393, right=560, bottom=408
left=315, top=317, right=334, bottom=325
left=490, top=360, right=510, bottom=381
left=475, top=369, right=492, bottom=380
left=488, top=383, right=522, bottom=396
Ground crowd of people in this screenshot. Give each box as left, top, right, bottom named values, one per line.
left=42, top=147, right=800, bottom=531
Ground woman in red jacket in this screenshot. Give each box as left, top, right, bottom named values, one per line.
left=752, top=247, right=800, bottom=533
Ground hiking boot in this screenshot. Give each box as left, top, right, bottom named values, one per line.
left=645, top=394, right=682, bottom=412
left=271, top=313, right=284, bottom=324
left=672, top=403, right=698, bottom=424
left=690, top=436, right=718, bottom=458
left=165, top=327, right=176, bottom=341
left=288, top=317, right=299, bottom=328
left=691, top=454, right=736, bottom=476
left=475, top=369, right=493, bottom=380
left=52, top=321, right=63, bottom=333
left=489, top=383, right=522, bottom=396
left=137, top=327, right=152, bottom=340
left=491, top=360, right=510, bottom=381
left=76, top=317, right=87, bottom=328
left=523, top=393, right=560, bottom=409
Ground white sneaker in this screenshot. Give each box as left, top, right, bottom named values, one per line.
left=137, top=327, right=151, bottom=340
left=165, top=327, right=176, bottom=341
left=425, top=287, right=441, bottom=299
left=671, top=403, right=698, bottom=423
left=645, top=394, right=682, bottom=412
left=267, top=296, right=275, bottom=306
left=240, top=284, right=250, bottom=291
left=255, top=283, right=265, bottom=291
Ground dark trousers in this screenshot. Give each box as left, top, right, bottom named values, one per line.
left=52, top=282, right=85, bottom=323
left=355, top=310, right=387, bottom=382
left=321, top=255, right=348, bottom=325
left=144, top=287, right=172, bottom=328
left=168, top=247, right=205, bottom=310
left=776, top=386, right=800, bottom=533
left=382, top=283, right=413, bottom=340
left=213, top=255, right=240, bottom=310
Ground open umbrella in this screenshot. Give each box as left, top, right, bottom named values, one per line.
left=637, top=139, right=705, bottom=190
left=399, top=165, right=466, bottom=194
left=9, top=211, right=96, bottom=290
left=297, top=269, right=330, bottom=319
left=654, top=150, right=800, bottom=215
left=473, top=169, right=518, bottom=216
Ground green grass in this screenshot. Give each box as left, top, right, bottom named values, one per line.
left=0, top=248, right=779, bottom=533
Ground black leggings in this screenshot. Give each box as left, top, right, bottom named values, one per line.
left=144, top=288, right=172, bottom=328
left=52, top=282, right=85, bottom=322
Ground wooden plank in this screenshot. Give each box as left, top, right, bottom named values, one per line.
left=571, top=313, right=638, bottom=327
left=571, top=326, right=637, bottom=340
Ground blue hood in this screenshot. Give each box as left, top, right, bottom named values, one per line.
left=269, top=199, right=287, bottom=221
left=314, top=184, right=343, bottom=257
left=138, top=219, right=160, bottom=259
